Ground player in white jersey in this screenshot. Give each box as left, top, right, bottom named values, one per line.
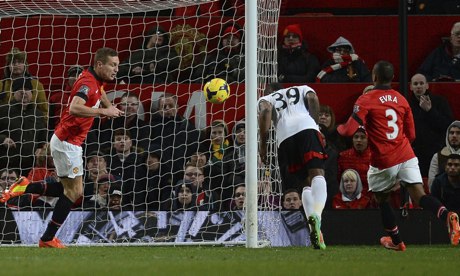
left=258, top=85, right=328, bottom=249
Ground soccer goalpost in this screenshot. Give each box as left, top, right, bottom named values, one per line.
left=0, top=0, right=299, bottom=248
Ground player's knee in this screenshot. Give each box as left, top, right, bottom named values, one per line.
left=374, top=192, right=389, bottom=204
left=63, top=187, right=83, bottom=202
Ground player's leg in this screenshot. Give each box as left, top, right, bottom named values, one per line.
left=0, top=178, right=64, bottom=203
left=39, top=135, right=83, bottom=248
left=305, top=168, right=327, bottom=250
left=374, top=191, right=406, bottom=251
left=400, top=157, right=460, bottom=246
left=40, top=176, right=83, bottom=243
left=368, top=165, right=406, bottom=251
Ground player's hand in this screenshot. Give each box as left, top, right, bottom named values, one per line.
left=103, top=106, right=125, bottom=118
left=2, top=138, right=16, bottom=149
left=419, top=95, right=432, bottom=112
left=259, top=145, right=267, bottom=165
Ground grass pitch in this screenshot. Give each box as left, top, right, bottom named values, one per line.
left=0, top=245, right=459, bottom=275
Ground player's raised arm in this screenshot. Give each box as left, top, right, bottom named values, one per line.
left=69, top=93, right=123, bottom=118
left=305, top=91, right=320, bottom=123
left=258, top=99, right=272, bottom=164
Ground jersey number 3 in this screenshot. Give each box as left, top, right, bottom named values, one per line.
left=385, top=108, right=399, bottom=140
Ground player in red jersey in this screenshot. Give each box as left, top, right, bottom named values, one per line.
left=0, top=47, right=124, bottom=248
left=338, top=60, right=460, bottom=250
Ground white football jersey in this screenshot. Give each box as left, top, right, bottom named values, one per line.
left=258, top=85, right=319, bottom=147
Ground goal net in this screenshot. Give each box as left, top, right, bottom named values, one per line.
left=0, top=0, right=309, bottom=247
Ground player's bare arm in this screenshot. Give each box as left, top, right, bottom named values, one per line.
left=258, top=100, right=272, bottom=164
left=100, top=89, right=113, bottom=108
left=69, top=96, right=123, bottom=118
left=305, top=91, right=320, bottom=123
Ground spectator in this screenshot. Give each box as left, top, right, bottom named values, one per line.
left=118, top=25, right=180, bottom=84
left=193, top=23, right=245, bottom=83
left=172, top=180, right=196, bottom=211
left=317, top=36, right=372, bottom=83
left=206, top=119, right=231, bottom=165
left=107, top=129, right=143, bottom=205
left=337, top=126, right=372, bottom=198
left=108, top=188, right=123, bottom=211
left=362, top=84, right=375, bottom=95
left=318, top=105, right=347, bottom=152
left=99, top=92, right=150, bottom=150
left=282, top=189, right=302, bottom=210
left=223, top=119, right=245, bottom=178
left=182, top=163, right=217, bottom=210
left=0, top=78, right=47, bottom=175
left=232, top=184, right=245, bottom=210
left=277, top=24, right=320, bottom=83
left=332, top=169, right=371, bottom=209
left=418, top=22, right=460, bottom=81
left=429, top=121, right=460, bottom=188
left=83, top=151, right=109, bottom=205
left=408, top=73, right=454, bottom=177
left=0, top=48, right=48, bottom=119
left=27, top=143, right=57, bottom=183
left=48, top=65, right=84, bottom=130
left=150, top=93, right=201, bottom=180
left=85, top=174, right=116, bottom=209
left=0, top=168, right=18, bottom=193
left=431, top=154, right=460, bottom=213
left=135, top=144, right=173, bottom=210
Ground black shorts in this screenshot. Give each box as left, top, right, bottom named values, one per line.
left=278, top=129, right=327, bottom=189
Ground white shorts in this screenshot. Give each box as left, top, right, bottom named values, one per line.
left=50, top=134, right=83, bottom=179
left=367, top=157, right=423, bottom=193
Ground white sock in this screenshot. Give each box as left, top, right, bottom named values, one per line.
left=311, top=175, right=327, bottom=217
left=302, top=187, right=314, bottom=218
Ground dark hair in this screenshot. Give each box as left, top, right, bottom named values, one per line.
left=373, top=60, right=394, bottom=84
left=121, top=91, right=139, bottom=100
left=282, top=188, right=300, bottom=202
left=94, top=47, right=118, bottom=66
left=113, top=129, right=131, bottom=140
left=448, top=154, right=460, bottom=161
left=319, top=104, right=336, bottom=132
left=264, top=82, right=284, bottom=96
left=67, top=65, right=84, bottom=77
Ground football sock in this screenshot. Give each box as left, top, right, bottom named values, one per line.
left=302, top=187, right=314, bottom=218
left=419, top=195, right=448, bottom=222
left=379, top=201, right=402, bottom=245
left=41, top=194, right=74, bottom=242
left=25, top=181, right=64, bottom=197
left=311, top=175, right=327, bottom=217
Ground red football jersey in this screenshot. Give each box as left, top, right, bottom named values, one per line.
left=54, top=68, right=104, bottom=146
left=337, top=88, right=416, bottom=169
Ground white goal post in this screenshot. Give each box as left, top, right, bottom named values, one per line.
left=0, top=0, right=305, bottom=248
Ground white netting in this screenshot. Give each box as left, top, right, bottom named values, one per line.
left=0, top=0, right=307, bottom=247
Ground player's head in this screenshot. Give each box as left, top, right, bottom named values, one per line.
left=372, top=60, right=394, bottom=85
left=263, top=82, right=284, bottom=96
left=93, top=47, right=119, bottom=82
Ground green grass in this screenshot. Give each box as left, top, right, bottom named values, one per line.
left=0, top=245, right=459, bottom=275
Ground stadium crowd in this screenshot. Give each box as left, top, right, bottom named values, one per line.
left=0, top=2, right=459, bottom=218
